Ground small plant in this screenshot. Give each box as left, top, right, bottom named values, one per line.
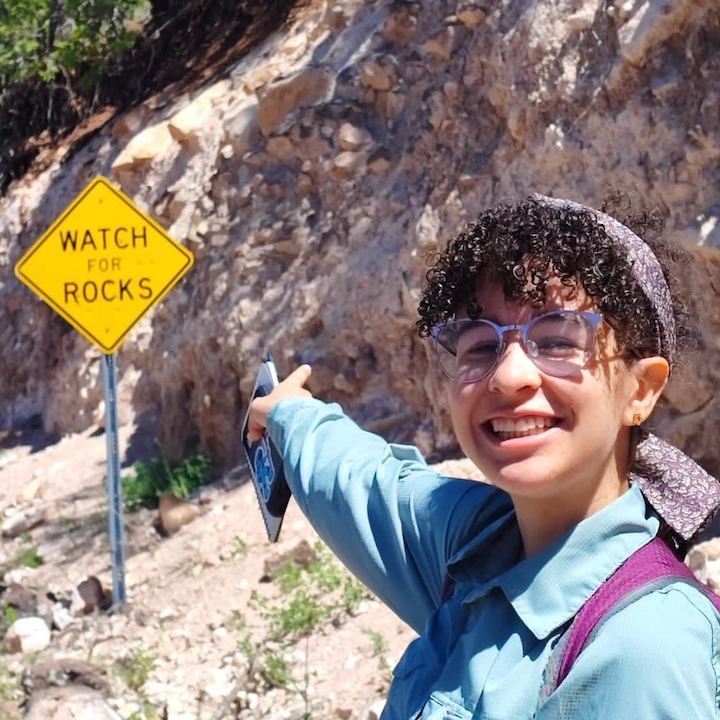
left=234, top=542, right=374, bottom=719
left=261, top=649, right=293, bottom=690
left=274, top=560, right=303, bottom=593
left=365, top=629, right=388, bottom=657
left=233, top=612, right=253, bottom=653
left=16, top=544, right=43, bottom=569
left=0, top=604, right=18, bottom=638
left=272, top=590, right=328, bottom=638
left=342, top=574, right=368, bottom=615
left=233, top=610, right=261, bottom=681
left=364, top=629, right=390, bottom=671
left=0, top=659, right=21, bottom=702
left=259, top=543, right=373, bottom=641
left=231, top=610, right=247, bottom=630
left=127, top=700, right=159, bottom=720
left=306, top=549, right=343, bottom=592
left=122, top=454, right=210, bottom=511
left=166, top=454, right=210, bottom=499
left=232, top=536, right=249, bottom=557
left=115, top=647, right=155, bottom=692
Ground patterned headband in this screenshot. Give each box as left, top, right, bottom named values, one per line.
left=529, top=193, right=677, bottom=366
left=528, top=193, right=719, bottom=542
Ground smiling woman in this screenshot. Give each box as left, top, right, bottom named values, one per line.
left=246, top=194, right=720, bottom=720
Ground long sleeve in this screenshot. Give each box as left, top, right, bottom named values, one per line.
left=266, top=397, right=509, bottom=634
left=536, top=584, right=720, bottom=719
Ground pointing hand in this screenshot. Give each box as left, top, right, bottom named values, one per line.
left=246, top=365, right=313, bottom=444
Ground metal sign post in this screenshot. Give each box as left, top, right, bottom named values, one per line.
left=101, top=353, right=126, bottom=608
left=14, top=176, right=194, bottom=610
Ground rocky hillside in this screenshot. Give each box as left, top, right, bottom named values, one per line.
left=2, top=0, right=720, bottom=474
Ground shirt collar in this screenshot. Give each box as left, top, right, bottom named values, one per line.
left=449, top=483, right=660, bottom=640
left=446, top=499, right=522, bottom=585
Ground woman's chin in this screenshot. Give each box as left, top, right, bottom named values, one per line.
left=485, top=462, right=560, bottom=499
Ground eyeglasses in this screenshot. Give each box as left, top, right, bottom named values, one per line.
left=431, top=310, right=604, bottom=383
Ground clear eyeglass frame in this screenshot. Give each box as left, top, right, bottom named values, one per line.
left=430, top=310, right=605, bottom=383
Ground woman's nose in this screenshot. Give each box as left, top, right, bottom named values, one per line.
left=486, top=340, right=542, bottom=394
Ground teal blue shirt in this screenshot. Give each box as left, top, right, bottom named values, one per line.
left=267, top=398, right=720, bottom=719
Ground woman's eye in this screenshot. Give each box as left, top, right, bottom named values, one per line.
left=460, top=342, right=498, bottom=357
left=536, top=337, right=576, bottom=354
left=542, top=337, right=573, bottom=347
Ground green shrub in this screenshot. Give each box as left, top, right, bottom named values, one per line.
left=0, top=605, right=17, bottom=639
left=115, top=646, right=155, bottom=692
left=0, top=0, right=150, bottom=91
left=16, top=544, right=43, bottom=569
left=273, top=590, right=329, bottom=638
left=122, top=454, right=210, bottom=512
left=255, top=543, right=373, bottom=643
left=261, top=650, right=292, bottom=690
left=235, top=544, right=375, bottom=718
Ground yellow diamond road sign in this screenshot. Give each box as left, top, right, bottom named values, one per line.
left=15, top=176, right=194, bottom=354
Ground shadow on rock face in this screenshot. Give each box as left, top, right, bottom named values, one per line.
left=0, top=414, right=59, bottom=456
left=123, top=408, right=162, bottom=469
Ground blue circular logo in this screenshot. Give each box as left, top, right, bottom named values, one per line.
left=254, top=442, right=274, bottom=502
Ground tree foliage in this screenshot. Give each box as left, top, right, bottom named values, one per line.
left=0, top=0, right=149, bottom=92
left=0, top=0, right=300, bottom=196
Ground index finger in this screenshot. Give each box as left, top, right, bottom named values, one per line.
left=285, top=364, right=312, bottom=387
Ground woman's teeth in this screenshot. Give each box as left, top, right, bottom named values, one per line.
left=489, top=416, right=556, bottom=440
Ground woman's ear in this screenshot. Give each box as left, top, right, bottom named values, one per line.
left=622, top=356, right=670, bottom=426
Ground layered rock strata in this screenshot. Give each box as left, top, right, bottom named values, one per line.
left=1, top=0, right=719, bottom=473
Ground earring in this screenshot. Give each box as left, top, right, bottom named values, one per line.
left=633, top=412, right=643, bottom=426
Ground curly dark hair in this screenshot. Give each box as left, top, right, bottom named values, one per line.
left=416, top=193, right=695, bottom=364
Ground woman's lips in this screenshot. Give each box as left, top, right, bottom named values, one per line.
left=495, top=425, right=550, bottom=440
left=482, top=418, right=563, bottom=448
left=489, top=416, right=557, bottom=438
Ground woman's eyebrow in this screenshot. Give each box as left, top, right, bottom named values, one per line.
left=473, top=307, right=567, bottom=325
left=473, top=312, right=533, bottom=323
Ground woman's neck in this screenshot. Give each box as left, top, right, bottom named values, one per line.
left=513, top=473, right=630, bottom=558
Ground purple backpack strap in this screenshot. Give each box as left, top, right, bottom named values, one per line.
left=538, top=538, right=720, bottom=708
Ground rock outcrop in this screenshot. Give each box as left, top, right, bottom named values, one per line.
left=1, top=0, right=719, bottom=472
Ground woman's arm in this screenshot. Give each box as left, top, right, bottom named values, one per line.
left=248, top=366, right=509, bottom=633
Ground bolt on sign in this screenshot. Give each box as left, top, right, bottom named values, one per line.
left=15, top=176, right=194, bottom=354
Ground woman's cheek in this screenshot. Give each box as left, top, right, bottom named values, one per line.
left=448, top=391, right=479, bottom=457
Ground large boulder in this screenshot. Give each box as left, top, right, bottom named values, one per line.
left=5, top=617, right=51, bottom=654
